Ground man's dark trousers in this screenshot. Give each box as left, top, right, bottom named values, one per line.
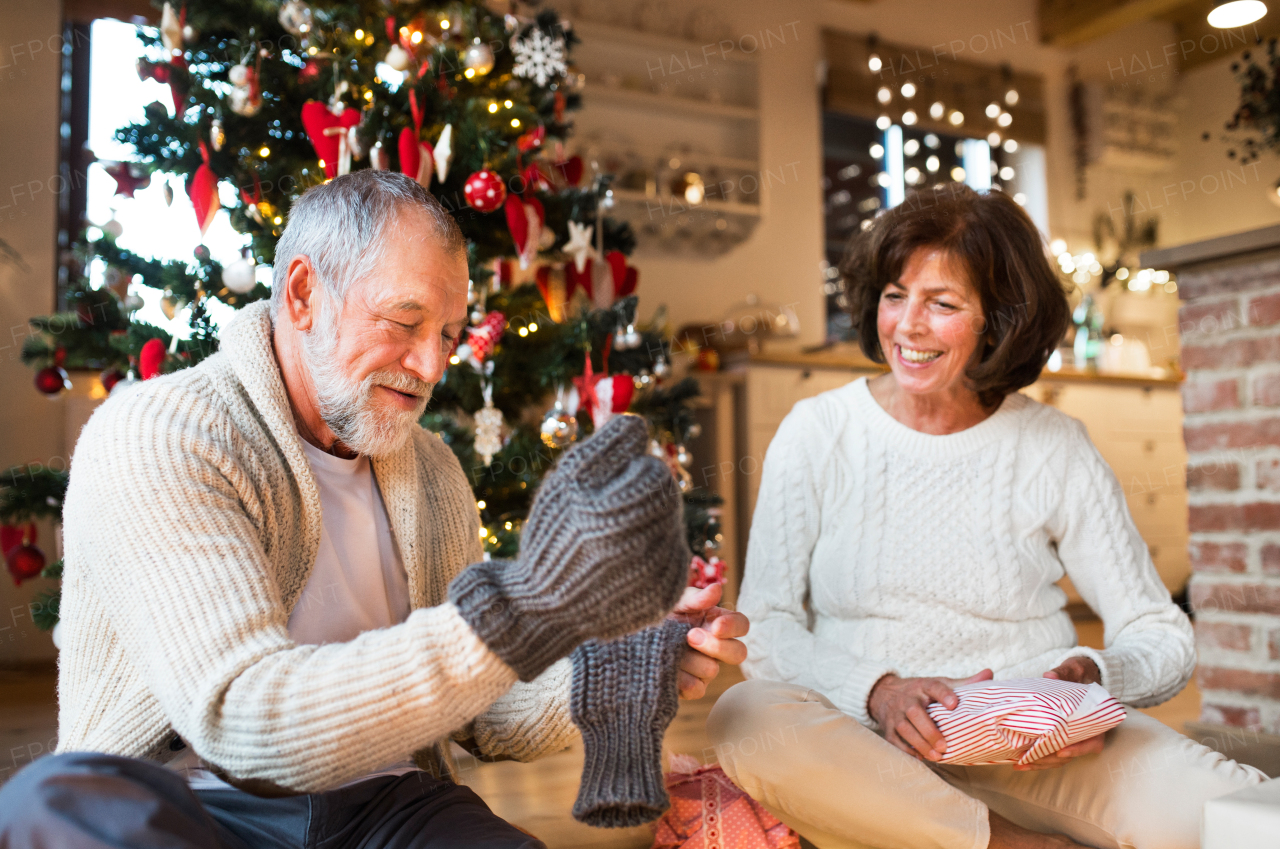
left=0, top=752, right=544, bottom=849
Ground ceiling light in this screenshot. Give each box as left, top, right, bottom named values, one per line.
left=868, top=53, right=882, bottom=72
left=902, top=109, right=917, bottom=125
left=1005, top=88, right=1020, bottom=106
left=929, top=101, right=944, bottom=119
left=901, top=82, right=916, bottom=98
left=985, top=102, right=1001, bottom=118
left=1208, top=0, right=1267, bottom=27
left=877, top=87, right=892, bottom=103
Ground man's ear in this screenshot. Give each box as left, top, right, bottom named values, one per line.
left=282, top=255, right=318, bottom=332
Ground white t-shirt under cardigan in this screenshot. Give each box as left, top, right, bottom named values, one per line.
left=738, top=377, right=1194, bottom=730
left=173, top=440, right=418, bottom=788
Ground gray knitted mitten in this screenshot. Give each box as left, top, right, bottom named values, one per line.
left=570, top=619, right=691, bottom=828
left=449, top=415, right=690, bottom=681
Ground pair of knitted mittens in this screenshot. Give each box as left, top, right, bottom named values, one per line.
left=450, top=414, right=691, bottom=682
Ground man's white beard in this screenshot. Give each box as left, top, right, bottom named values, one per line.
left=302, top=308, right=432, bottom=457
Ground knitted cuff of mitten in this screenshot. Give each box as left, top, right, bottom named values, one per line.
left=569, top=619, right=691, bottom=828
left=448, top=560, right=577, bottom=682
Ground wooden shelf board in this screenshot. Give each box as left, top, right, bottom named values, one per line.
left=587, top=86, right=759, bottom=121
left=611, top=188, right=762, bottom=218
left=572, top=20, right=760, bottom=65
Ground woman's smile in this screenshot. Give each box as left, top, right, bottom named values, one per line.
left=895, top=344, right=943, bottom=366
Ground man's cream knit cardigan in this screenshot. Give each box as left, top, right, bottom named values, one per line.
left=56, top=302, right=576, bottom=793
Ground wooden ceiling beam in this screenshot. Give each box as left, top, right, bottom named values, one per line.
left=1040, top=0, right=1201, bottom=46
left=63, top=0, right=157, bottom=24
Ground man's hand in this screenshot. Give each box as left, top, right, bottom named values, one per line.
left=668, top=582, right=749, bottom=700
left=1016, top=656, right=1107, bottom=771
left=869, top=670, right=993, bottom=761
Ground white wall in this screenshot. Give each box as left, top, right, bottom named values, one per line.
left=0, top=0, right=67, bottom=666
left=1163, top=54, right=1280, bottom=246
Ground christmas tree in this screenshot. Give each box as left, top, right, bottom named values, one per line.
left=5, top=0, right=723, bottom=622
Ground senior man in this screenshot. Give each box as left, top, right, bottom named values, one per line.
left=0, top=171, right=748, bottom=848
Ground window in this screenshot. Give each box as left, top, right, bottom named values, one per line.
left=85, top=18, right=252, bottom=335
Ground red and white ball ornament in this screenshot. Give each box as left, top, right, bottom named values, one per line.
left=464, top=169, right=507, bottom=213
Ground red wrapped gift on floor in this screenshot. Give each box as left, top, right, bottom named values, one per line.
left=652, top=754, right=800, bottom=849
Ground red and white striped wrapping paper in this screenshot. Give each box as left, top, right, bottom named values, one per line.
left=924, top=678, right=1127, bottom=766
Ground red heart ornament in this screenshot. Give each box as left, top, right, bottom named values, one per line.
left=504, top=195, right=546, bottom=267
left=504, top=194, right=531, bottom=257
left=139, top=338, right=166, bottom=380
left=301, top=101, right=361, bottom=178
left=605, top=251, right=627, bottom=293
left=397, top=127, right=434, bottom=186
left=592, top=373, right=634, bottom=425
left=520, top=196, right=545, bottom=268
left=554, top=156, right=583, bottom=187
left=188, top=160, right=220, bottom=236
left=564, top=258, right=592, bottom=301
left=398, top=127, right=419, bottom=178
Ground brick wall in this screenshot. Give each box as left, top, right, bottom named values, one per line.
left=1180, top=253, right=1280, bottom=734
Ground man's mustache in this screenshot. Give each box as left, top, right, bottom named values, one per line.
left=369, top=370, right=433, bottom=401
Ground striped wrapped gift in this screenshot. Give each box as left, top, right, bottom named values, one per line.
left=924, top=678, right=1127, bottom=766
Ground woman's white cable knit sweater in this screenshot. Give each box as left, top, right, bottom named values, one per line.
left=55, top=301, right=576, bottom=793
left=738, top=377, right=1195, bottom=729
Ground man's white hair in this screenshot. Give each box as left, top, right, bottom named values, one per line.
left=271, top=171, right=465, bottom=456
left=269, top=169, right=465, bottom=321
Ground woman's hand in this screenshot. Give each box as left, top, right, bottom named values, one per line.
left=1015, top=656, right=1106, bottom=771
left=668, top=582, right=749, bottom=700
left=868, top=669, right=993, bottom=761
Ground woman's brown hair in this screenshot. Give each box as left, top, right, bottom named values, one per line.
left=840, top=184, right=1071, bottom=407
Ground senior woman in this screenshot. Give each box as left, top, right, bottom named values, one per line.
left=708, top=185, right=1265, bottom=849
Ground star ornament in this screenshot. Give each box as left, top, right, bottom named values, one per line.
left=564, top=220, right=595, bottom=273
left=102, top=161, right=151, bottom=198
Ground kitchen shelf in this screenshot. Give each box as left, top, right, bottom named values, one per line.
left=571, top=20, right=759, bottom=66
left=587, top=86, right=759, bottom=121
left=611, top=188, right=762, bottom=218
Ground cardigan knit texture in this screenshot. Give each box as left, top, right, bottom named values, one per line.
left=56, top=301, right=576, bottom=793
left=739, top=377, right=1195, bottom=730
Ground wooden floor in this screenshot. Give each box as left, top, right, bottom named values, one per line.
left=0, top=618, right=1203, bottom=848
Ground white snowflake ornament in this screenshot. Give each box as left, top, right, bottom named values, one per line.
left=511, top=27, right=566, bottom=87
